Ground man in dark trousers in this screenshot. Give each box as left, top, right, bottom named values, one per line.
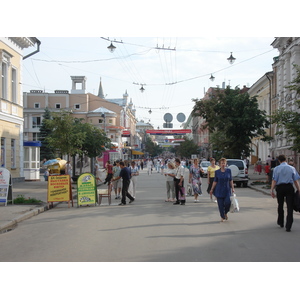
left=271, top=154, right=300, bottom=232
left=112, top=161, right=135, bottom=205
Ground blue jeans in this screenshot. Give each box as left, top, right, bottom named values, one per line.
left=217, top=194, right=231, bottom=219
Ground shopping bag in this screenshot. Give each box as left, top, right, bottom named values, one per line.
left=178, top=186, right=186, bottom=201
left=230, top=193, right=239, bottom=213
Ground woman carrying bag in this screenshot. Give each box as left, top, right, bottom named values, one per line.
left=210, top=158, right=235, bottom=222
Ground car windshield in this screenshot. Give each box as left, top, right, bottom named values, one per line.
left=201, top=162, right=210, bottom=167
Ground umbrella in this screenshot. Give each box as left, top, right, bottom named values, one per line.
left=43, top=159, right=59, bottom=166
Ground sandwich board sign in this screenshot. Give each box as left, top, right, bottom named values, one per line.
left=77, top=173, right=97, bottom=207
left=47, top=174, right=73, bottom=208
left=0, top=168, right=12, bottom=206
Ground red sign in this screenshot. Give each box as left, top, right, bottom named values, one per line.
left=122, top=130, right=131, bottom=137
left=146, top=129, right=191, bottom=135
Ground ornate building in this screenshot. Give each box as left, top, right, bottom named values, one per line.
left=0, top=37, right=39, bottom=181
left=269, top=37, right=300, bottom=166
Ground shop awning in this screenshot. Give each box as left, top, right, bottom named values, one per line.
left=132, top=150, right=144, bottom=155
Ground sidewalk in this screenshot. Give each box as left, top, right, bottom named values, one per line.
left=0, top=177, right=78, bottom=232
left=0, top=165, right=271, bottom=232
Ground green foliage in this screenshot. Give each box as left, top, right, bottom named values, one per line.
left=39, top=108, right=56, bottom=160
left=176, top=137, right=198, bottom=158
left=42, top=110, right=110, bottom=162
left=144, top=136, right=163, bottom=157
left=272, top=64, right=300, bottom=152
left=192, top=86, right=270, bottom=158
left=12, top=195, right=42, bottom=204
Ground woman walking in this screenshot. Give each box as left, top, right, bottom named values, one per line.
left=189, top=158, right=203, bottom=202
left=210, top=158, right=235, bottom=222
left=207, top=158, right=219, bottom=202
left=129, top=161, right=139, bottom=199
left=164, top=162, right=176, bottom=202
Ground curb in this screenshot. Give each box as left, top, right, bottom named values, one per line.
left=0, top=202, right=55, bottom=232
left=248, top=185, right=270, bottom=196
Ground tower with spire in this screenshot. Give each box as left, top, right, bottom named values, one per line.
left=98, top=77, right=105, bottom=98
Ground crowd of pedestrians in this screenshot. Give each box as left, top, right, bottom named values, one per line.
left=95, top=154, right=300, bottom=231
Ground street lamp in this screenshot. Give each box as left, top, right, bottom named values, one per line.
left=209, top=74, right=215, bottom=81
left=140, top=85, right=145, bottom=93
left=148, top=109, right=152, bottom=114
left=107, top=42, right=116, bottom=53
left=227, top=52, right=236, bottom=64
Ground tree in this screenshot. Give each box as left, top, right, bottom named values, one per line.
left=39, top=108, right=56, bottom=160
left=192, top=86, right=270, bottom=158
left=144, top=136, right=163, bottom=157
left=176, top=137, right=198, bottom=158
left=44, top=110, right=87, bottom=160
left=272, top=64, right=300, bottom=152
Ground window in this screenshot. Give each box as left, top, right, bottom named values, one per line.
left=1, top=137, right=5, bottom=167
left=108, top=119, right=113, bottom=124
left=99, top=119, right=103, bottom=123
left=55, top=103, right=61, bottom=109
left=11, top=68, right=17, bottom=103
left=32, top=117, right=41, bottom=128
left=34, top=103, right=40, bottom=108
left=11, top=139, right=16, bottom=168
left=74, top=104, right=80, bottom=109
left=1, top=62, right=8, bottom=99
left=32, top=133, right=39, bottom=141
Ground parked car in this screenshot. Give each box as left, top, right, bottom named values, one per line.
left=226, top=159, right=249, bottom=187
left=200, top=160, right=210, bottom=177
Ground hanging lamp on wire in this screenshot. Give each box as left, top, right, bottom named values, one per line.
left=107, top=42, right=116, bottom=53
left=209, top=74, right=215, bottom=81
left=140, top=85, right=145, bottom=93
left=148, top=109, right=152, bottom=114
left=227, top=52, right=236, bottom=64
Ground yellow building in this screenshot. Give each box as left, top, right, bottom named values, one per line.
left=248, top=72, right=273, bottom=164
left=0, top=37, right=39, bottom=181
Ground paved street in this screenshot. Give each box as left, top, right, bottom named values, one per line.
left=1, top=167, right=300, bottom=262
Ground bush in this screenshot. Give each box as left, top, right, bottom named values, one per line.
left=12, top=195, right=42, bottom=205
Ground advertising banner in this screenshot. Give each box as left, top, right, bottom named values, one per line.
left=77, top=173, right=97, bottom=207
left=0, top=168, right=11, bottom=206
left=47, top=175, right=73, bottom=208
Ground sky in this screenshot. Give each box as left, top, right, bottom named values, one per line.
left=22, top=37, right=279, bottom=129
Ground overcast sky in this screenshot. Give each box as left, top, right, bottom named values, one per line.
left=5, top=1, right=298, bottom=130
left=22, top=37, right=278, bottom=128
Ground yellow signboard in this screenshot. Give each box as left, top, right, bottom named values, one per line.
left=47, top=175, right=73, bottom=208
left=77, top=173, right=97, bottom=207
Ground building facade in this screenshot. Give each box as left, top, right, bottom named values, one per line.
left=270, top=37, right=300, bottom=167
left=23, top=76, right=138, bottom=168
left=0, top=37, right=38, bottom=181
left=248, top=72, right=273, bottom=164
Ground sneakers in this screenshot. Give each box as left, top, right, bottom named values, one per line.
left=118, top=202, right=126, bottom=206
left=115, top=195, right=120, bottom=199
left=129, top=198, right=135, bottom=204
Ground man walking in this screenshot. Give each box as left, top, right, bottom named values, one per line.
left=271, top=154, right=300, bottom=232
left=112, top=161, right=135, bottom=206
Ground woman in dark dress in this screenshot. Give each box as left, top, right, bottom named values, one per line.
left=210, top=158, right=235, bottom=222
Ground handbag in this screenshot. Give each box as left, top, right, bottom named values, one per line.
left=178, top=186, right=186, bottom=201
left=230, top=193, right=239, bottom=213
